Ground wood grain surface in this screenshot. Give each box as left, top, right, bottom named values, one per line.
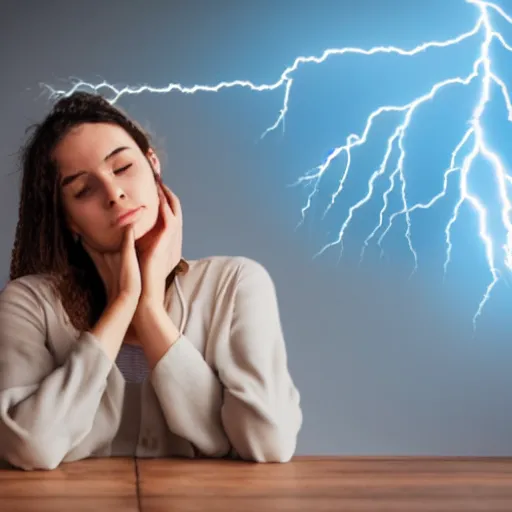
left=3, top=456, right=512, bottom=511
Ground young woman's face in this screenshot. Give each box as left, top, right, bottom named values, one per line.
left=55, top=122, right=161, bottom=252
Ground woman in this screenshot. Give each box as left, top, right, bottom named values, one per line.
left=0, top=92, right=302, bottom=470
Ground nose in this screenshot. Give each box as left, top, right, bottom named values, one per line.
left=105, top=181, right=126, bottom=207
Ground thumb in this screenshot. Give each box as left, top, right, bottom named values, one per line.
left=121, top=225, right=137, bottom=262
left=121, top=224, right=135, bottom=249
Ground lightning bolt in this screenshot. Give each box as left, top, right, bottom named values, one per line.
left=42, top=0, right=512, bottom=331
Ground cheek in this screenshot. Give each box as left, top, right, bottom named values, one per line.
left=68, top=202, right=109, bottom=236
left=134, top=191, right=160, bottom=239
left=144, top=180, right=160, bottom=214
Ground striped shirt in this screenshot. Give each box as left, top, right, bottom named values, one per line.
left=115, top=343, right=149, bottom=383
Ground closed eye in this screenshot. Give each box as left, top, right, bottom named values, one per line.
left=114, top=163, right=132, bottom=174
left=74, top=186, right=91, bottom=199
left=74, top=164, right=133, bottom=199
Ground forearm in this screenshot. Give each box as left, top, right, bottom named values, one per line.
left=221, top=382, right=302, bottom=462
left=216, top=257, right=303, bottom=462
left=132, top=301, right=230, bottom=456
left=0, top=281, right=129, bottom=470
left=0, top=332, right=115, bottom=470
left=90, top=293, right=139, bottom=362
left=131, top=300, right=181, bottom=369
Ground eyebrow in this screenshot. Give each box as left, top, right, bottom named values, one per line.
left=60, top=146, right=131, bottom=187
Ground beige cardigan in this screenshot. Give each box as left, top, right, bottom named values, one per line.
left=0, top=256, right=302, bottom=470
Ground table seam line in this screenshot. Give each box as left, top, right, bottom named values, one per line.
left=134, top=457, right=143, bottom=512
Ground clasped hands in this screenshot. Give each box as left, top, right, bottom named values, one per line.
left=83, top=182, right=183, bottom=332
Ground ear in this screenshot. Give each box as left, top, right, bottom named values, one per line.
left=64, top=212, right=81, bottom=239
left=147, top=148, right=161, bottom=176
left=61, top=194, right=82, bottom=241
left=68, top=222, right=81, bottom=240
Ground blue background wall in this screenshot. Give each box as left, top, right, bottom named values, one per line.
left=1, top=0, right=512, bottom=454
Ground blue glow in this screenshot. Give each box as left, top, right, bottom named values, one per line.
left=42, top=0, right=512, bottom=331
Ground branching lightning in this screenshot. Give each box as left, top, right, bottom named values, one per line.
left=43, top=0, right=512, bottom=330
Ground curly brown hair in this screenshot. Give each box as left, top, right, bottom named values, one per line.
left=10, top=91, right=188, bottom=332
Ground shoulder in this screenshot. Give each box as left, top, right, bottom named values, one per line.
left=179, top=255, right=275, bottom=298
left=183, top=255, right=273, bottom=285
left=0, top=274, right=59, bottom=339
left=0, top=273, right=58, bottom=310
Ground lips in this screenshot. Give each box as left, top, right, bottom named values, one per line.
left=115, top=207, right=142, bottom=226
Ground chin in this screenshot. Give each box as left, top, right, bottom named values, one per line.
left=134, top=208, right=157, bottom=241
left=134, top=222, right=150, bottom=240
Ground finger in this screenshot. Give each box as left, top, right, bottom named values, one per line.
left=121, top=224, right=136, bottom=255
left=158, top=186, right=175, bottom=229
left=121, top=225, right=140, bottom=268
left=158, top=182, right=173, bottom=208
left=160, top=184, right=182, bottom=222
left=168, top=189, right=182, bottom=220
left=160, top=183, right=173, bottom=204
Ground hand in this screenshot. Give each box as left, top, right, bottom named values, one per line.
left=135, top=182, right=183, bottom=305
left=82, top=225, right=142, bottom=305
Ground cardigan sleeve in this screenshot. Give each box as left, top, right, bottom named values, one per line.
left=218, top=258, right=302, bottom=462
left=150, top=258, right=302, bottom=462
left=0, top=279, right=115, bottom=470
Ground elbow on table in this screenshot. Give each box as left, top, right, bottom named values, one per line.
left=2, top=436, right=67, bottom=471
left=248, top=429, right=298, bottom=463
left=237, top=418, right=300, bottom=463
left=253, top=404, right=303, bottom=463
left=224, top=398, right=303, bottom=463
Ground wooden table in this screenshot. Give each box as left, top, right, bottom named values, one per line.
left=2, top=457, right=512, bottom=511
